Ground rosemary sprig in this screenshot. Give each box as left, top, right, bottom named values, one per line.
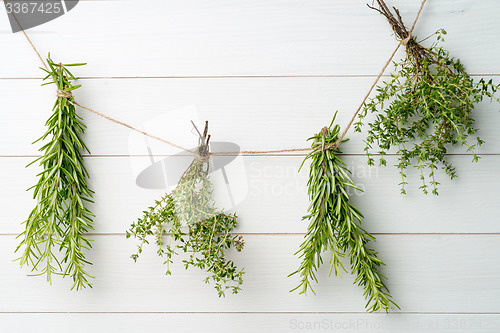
left=356, top=0, right=500, bottom=194
left=126, top=122, right=244, bottom=296
left=16, top=54, right=94, bottom=290
left=290, top=113, right=397, bottom=312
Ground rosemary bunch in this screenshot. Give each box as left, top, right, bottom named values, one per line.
left=290, top=113, right=397, bottom=312
left=16, top=55, right=94, bottom=290
left=127, top=122, right=244, bottom=296
left=355, top=0, right=500, bottom=194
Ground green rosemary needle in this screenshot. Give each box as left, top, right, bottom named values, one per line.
left=290, top=113, right=397, bottom=312
left=16, top=54, right=94, bottom=290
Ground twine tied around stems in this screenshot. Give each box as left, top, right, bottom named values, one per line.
left=321, top=127, right=339, bottom=151
left=191, top=121, right=211, bottom=163
left=9, top=0, right=427, bottom=156
left=367, top=0, right=425, bottom=51
left=331, top=0, right=426, bottom=149
left=401, top=32, right=413, bottom=46
left=56, top=90, right=73, bottom=98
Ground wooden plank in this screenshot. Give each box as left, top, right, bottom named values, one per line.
left=1, top=234, right=500, bottom=312
left=1, top=77, right=499, bottom=156
left=2, top=155, right=499, bottom=234
left=1, top=313, right=499, bottom=332
left=0, top=0, right=499, bottom=78
left=1, top=0, right=500, bottom=324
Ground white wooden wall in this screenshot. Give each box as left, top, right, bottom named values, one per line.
left=1, top=0, right=500, bottom=332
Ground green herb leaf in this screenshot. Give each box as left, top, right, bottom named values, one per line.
left=357, top=1, right=500, bottom=194
left=127, top=124, right=244, bottom=296
left=16, top=55, right=94, bottom=290
left=290, top=112, right=398, bottom=312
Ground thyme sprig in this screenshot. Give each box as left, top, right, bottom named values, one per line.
left=290, top=113, right=397, bottom=312
left=16, top=55, right=94, bottom=290
left=356, top=0, right=500, bottom=194
left=126, top=122, right=244, bottom=296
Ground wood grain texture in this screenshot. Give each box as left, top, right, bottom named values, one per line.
left=1, top=0, right=500, bottom=331
left=2, top=235, right=500, bottom=313
left=1, top=155, right=499, bottom=234
left=1, top=313, right=499, bottom=333
left=1, top=77, right=499, bottom=156
left=0, top=0, right=499, bottom=78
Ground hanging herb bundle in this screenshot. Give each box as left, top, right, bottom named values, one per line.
left=16, top=55, right=94, bottom=290
left=126, top=122, right=245, bottom=296
left=355, top=0, right=500, bottom=194
left=289, top=113, right=397, bottom=312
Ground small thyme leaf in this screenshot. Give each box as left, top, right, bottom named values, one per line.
left=357, top=0, right=500, bottom=195
left=127, top=122, right=244, bottom=296
left=290, top=112, right=398, bottom=313
left=16, top=54, right=94, bottom=290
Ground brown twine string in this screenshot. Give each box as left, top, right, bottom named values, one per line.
left=10, top=0, right=426, bottom=156
left=73, top=101, right=195, bottom=154
left=56, top=90, right=73, bottom=98
left=211, top=147, right=312, bottom=155
left=191, top=121, right=211, bottom=162
left=329, top=0, right=427, bottom=151
left=194, top=152, right=210, bottom=163
left=7, top=6, right=195, bottom=154
left=402, top=32, right=413, bottom=46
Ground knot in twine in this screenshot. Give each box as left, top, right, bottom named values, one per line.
left=56, top=90, right=73, bottom=99
left=401, top=32, right=413, bottom=46
left=312, top=126, right=338, bottom=151
left=194, top=150, right=210, bottom=163
left=324, top=142, right=338, bottom=151
left=191, top=120, right=211, bottom=164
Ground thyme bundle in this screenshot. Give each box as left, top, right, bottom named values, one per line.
left=355, top=0, right=500, bottom=194
left=16, top=55, right=94, bottom=290
left=290, top=113, right=397, bottom=312
left=127, top=122, right=245, bottom=296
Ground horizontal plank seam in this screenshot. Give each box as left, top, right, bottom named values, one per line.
left=1, top=233, right=499, bottom=237
left=0, top=74, right=499, bottom=80
left=2, top=153, right=500, bottom=158
left=0, top=311, right=498, bottom=315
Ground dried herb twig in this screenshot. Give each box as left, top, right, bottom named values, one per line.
left=356, top=0, right=500, bottom=194
left=290, top=113, right=397, bottom=312
left=127, top=122, right=244, bottom=296
left=16, top=54, right=94, bottom=290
